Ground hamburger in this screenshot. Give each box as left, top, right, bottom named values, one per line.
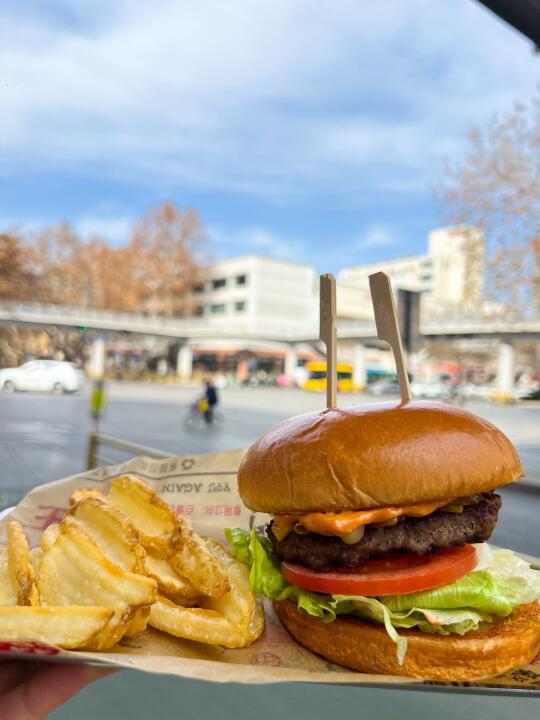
left=226, top=400, right=540, bottom=681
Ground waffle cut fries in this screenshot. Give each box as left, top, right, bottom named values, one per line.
left=2, top=521, right=39, bottom=606
left=71, top=475, right=230, bottom=599
left=0, top=475, right=263, bottom=653
left=149, top=537, right=264, bottom=648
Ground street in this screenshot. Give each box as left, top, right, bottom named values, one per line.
left=1, top=382, right=539, bottom=556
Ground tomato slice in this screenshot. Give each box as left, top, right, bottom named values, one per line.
left=281, top=544, right=477, bottom=597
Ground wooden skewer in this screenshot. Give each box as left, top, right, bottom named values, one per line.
left=319, top=273, right=337, bottom=409
left=369, top=271, right=411, bottom=402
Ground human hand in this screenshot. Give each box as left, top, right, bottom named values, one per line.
left=0, top=660, right=116, bottom=720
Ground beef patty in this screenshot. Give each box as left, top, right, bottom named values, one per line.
left=268, top=493, right=501, bottom=572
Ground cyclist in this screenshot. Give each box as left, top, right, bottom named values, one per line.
left=203, top=378, right=219, bottom=425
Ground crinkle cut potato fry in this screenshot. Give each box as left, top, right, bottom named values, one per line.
left=67, top=496, right=151, bottom=635
left=38, top=520, right=157, bottom=608
left=107, top=475, right=178, bottom=556
left=0, top=606, right=116, bottom=650
left=37, top=520, right=157, bottom=649
left=70, top=474, right=230, bottom=599
left=29, top=547, right=43, bottom=579
left=5, top=521, right=39, bottom=606
left=200, top=539, right=253, bottom=630
left=69, top=487, right=103, bottom=505
left=124, top=605, right=151, bottom=638
left=67, top=496, right=146, bottom=574
left=149, top=595, right=251, bottom=648
left=0, top=476, right=263, bottom=654
left=0, top=522, right=126, bottom=651
left=143, top=552, right=201, bottom=605
left=149, top=539, right=264, bottom=648
left=0, top=547, right=17, bottom=605
left=69, top=480, right=208, bottom=603
left=202, top=538, right=264, bottom=645
left=40, top=522, right=61, bottom=552
left=169, top=523, right=230, bottom=599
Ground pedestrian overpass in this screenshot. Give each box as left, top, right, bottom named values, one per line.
left=1, top=302, right=539, bottom=395
left=2, top=301, right=539, bottom=341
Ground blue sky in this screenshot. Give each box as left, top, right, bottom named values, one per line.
left=1, top=0, right=538, bottom=273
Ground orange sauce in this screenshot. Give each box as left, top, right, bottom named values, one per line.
left=272, top=498, right=452, bottom=540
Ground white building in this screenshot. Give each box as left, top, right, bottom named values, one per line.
left=192, top=255, right=318, bottom=335
left=339, top=226, right=484, bottom=318
left=181, top=255, right=372, bottom=380
left=178, top=227, right=484, bottom=381
left=178, top=256, right=318, bottom=380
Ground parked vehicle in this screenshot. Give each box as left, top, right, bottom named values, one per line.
left=516, top=387, right=540, bottom=401
left=368, top=379, right=401, bottom=395
left=303, top=362, right=355, bottom=393
left=410, top=381, right=451, bottom=400
left=0, top=360, right=85, bottom=394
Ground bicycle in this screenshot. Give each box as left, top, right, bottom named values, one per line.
left=183, top=399, right=224, bottom=432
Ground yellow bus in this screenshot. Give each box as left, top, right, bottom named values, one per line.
left=303, top=361, right=355, bottom=393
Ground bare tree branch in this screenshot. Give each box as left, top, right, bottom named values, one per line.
left=435, top=90, right=540, bottom=318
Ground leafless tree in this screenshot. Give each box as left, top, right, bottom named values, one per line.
left=436, top=90, right=540, bottom=318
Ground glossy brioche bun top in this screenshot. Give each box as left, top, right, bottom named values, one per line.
left=238, top=400, right=523, bottom=514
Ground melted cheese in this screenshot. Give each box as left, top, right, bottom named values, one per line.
left=272, top=498, right=453, bottom=541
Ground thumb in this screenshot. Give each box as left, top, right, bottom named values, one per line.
left=0, top=664, right=117, bottom=720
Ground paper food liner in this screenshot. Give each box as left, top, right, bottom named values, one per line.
left=1, top=448, right=539, bottom=694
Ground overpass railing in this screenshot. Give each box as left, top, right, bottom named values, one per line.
left=2, top=300, right=539, bottom=340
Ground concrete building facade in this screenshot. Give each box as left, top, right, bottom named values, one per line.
left=192, top=255, right=319, bottom=335
left=179, top=226, right=488, bottom=384
left=339, top=226, right=484, bottom=318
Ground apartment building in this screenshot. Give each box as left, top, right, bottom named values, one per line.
left=339, top=226, right=484, bottom=316
left=182, top=226, right=483, bottom=378
left=192, top=255, right=319, bottom=335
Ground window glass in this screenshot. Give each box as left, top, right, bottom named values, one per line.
left=21, top=362, right=38, bottom=371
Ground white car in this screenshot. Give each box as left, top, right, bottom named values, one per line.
left=410, top=381, right=451, bottom=400
left=0, top=360, right=85, bottom=394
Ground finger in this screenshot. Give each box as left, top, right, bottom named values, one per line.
left=0, top=662, right=33, bottom=695
left=0, top=664, right=117, bottom=720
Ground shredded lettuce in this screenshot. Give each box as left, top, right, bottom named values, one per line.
left=383, top=570, right=512, bottom=615
left=224, top=527, right=336, bottom=620
left=225, top=527, right=540, bottom=664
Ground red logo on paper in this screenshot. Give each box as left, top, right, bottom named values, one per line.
left=27, top=505, right=68, bottom=532
left=0, top=641, right=60, bottom=656
left=251, top=652, right=282, bottom=667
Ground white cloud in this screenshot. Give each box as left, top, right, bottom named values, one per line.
left=0, top=0, right=537, bottom=203
left=355, top=225, right=400, bottom=249
left=1, top=213, right=134, bottom=245
left=75, top=216, right=134, bottom=244
left=208, top=225, right=306, bottom=263
left=0, top=217, right=43, bottom=235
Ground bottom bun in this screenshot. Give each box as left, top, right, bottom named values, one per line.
left=274, top=599, right=540, bottom=681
